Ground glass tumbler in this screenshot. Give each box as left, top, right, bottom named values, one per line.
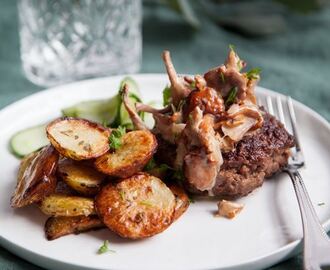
left=17, top=0, right=142, bottom=87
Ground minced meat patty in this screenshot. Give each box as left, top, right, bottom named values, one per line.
left=156, top=111, right=295, bottom=199
left=210, top=112, right=294, bottom=198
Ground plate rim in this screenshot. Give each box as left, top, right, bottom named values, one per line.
left=0, top=73, right=329, bottom=270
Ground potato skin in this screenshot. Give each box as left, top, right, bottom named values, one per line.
left=45, top=215, right=104, bottom=240
left=169, top=185, right=190, bottom=221
left=40, top=194, right=95, bottom=217
left=95, top=130, right=157, bottom=178
left=57, top=159, right=105, bottom=196
left=95, top=173, right=175, bottom=239
left=55, top=180, right=77, bottom=196
left=46, top=117, right=110, bottom=161
left=11, top=145, right=59, bottom=208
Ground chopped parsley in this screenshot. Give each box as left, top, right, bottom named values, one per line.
left=173, top=169, right=184, bottom=183
left=225, top=87, right=238, bottom=106
left=98, top=240, right=116, bottom=254
left=229, top=44, right=236, bottom=51
left=109, top=126, right=126, bottom=150
left=163, top=86, right=171, bottom=106
left=190, top=81, right=196, bottom=89
left=145, top=158, right=157, bottom=171
left=140, top=200, right=153, bottom=207
left=318, top=202, right=325, bottom=206
left=246, top=68, right=261, bottom=80
left=188, top=196, right=195, bottom=204
left=159, top=163, right=171, bottom=173
left=220, top=72, right=225, bottom=83
left=118, top=190, right=125, bottom=200
left=237, top=60, right=243, bottom=71
left=145, top=159, right=172, bottom=176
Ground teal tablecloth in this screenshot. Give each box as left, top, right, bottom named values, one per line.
left=0, top=0, right=329, bottom=269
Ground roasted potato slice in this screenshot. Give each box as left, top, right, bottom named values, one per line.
left=55, top=180, right=77, bottom=196
left=95, top=130, right=157, bottom=178
left=169, top=185, right=190, bottom=221
left=46, top=117, right=110, bottom=160
left=57, top=159, right=106, bottom=196
left=45, top=215, right=105, bottom=240
left=95, top=173, right=175, bottom=239
left=11, top=145, right=59, bottom=208
left=40, top=194, right=95, bottom=217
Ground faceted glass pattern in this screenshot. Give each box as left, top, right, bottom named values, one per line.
left=18, top=0, right=142, bottom=86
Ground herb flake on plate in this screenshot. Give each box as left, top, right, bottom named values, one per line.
left=98, top=240, right=116, bottom=255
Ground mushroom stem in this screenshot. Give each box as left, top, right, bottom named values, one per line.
left=121, top=85, right=148, bottom=131
left=162, top=51, right=191, bottom=106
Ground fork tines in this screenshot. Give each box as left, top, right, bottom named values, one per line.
left=260, top=94, right=305, bottom=167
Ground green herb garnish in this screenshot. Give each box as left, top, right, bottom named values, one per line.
left=318, top=202, right=325, bottom=206
left=109, top=126, right=126, bottom=150
left=159, top=163, right=171, bottom=173
left=118, top=190, right=125, bottom=200
left=163, top=86, right=171, bottom=106
left=246, top=68, right=261, bottom=80
left=173, top=169, right=184, bottom=183
left=98, top=240, right=116, bottom=254
left=145, top=158, right=157, bottom=171
left=188, top=196, right=195, bottom=204
left=145, top=158, right=173, bottom=176
left=190, top=81, right=196, bottom=89
left=220, top=72, right=225, bottom=83
left=225, top=87, right=238, bottom=106
left=237, top=60, right=243, bottom=71
left=140, top=200, right=153, bottom=207
left=229, top=44, right=236, bottom=52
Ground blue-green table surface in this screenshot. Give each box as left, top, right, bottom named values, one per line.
left=0, top=0, right=329, bottom=269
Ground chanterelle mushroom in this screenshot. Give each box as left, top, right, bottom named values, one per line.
left=216, top=200, right=244, bottom=219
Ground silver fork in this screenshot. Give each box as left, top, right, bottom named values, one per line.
left=261, top=95, right=330, bottom=270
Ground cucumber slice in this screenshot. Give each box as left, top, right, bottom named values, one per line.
left=119, top=96, right=141, bottom=129
left=10, top=124, right=49, bottom=158
left=113, top=77, right=143, bottom=129
left=62, top=95, right=120, bottom=126
left=143, top=101, right=163, bottom=129
left=119, top=76, right=141, bottom=101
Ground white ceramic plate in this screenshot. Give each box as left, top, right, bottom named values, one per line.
left=0, top=74, right=329, bottom=270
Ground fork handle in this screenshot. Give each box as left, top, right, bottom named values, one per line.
left=285, top=168, right=328, bottom=270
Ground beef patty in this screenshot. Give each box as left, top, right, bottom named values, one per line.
left=156, top=112, right=295, bottom=199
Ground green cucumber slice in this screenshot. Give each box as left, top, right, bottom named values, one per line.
left=119, top=76, right=141, bottom=101
left=119, top=96, right=141, bottom=129
left=10, top=124, right=49, bottom=158
left=143, top=101, right=163, bottom=129
left=113, top=77, right=142, bottom=129
left=62, top=95, right=120, bottom=126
